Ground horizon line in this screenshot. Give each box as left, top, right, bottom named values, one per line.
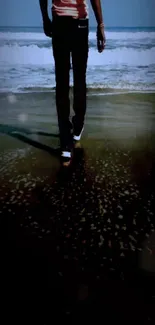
left=0, top=25, right=155, bottom=29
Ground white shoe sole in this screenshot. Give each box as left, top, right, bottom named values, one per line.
left=61, top=151, right=71, bottom=158
left=61, top=151, right=72, bottom=167
left=73, top=127, right=84, bottom=141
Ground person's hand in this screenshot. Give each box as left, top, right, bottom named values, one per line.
left=97, top=24, right=106, bottom=53
left=43, top=17, right=53, bottom=38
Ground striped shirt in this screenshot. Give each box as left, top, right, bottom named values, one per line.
left=52, top=0, right=89, bottom=19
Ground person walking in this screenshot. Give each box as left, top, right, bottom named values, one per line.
left=39, top=0, right=106, bottom=166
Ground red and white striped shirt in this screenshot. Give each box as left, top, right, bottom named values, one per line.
left=52, top=0, right=89, bottom=19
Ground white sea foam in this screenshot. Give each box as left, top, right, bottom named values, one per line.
left=0, top=44, right=54, bottom=65
left=0, top=32, right=47, bottom=41
left=1, top=44, right=155, bottom=66
left=0, top=30, right=155, bottom=93
left=0, top=31, right=155, bottom=41
left=90, top=31, right=155, bottom=41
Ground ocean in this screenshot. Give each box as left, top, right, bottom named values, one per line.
left=0, top=26, right=155, bottom=94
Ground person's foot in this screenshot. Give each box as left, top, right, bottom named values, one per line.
left=74, top=141, right=81, bottom=149
left=72, top=116, right=84, bottom=139
left=61, top=150, right=72, bottom=167
left=72, top=116, right=84, bottom=146
left=73, top=126, right=84, bottom=142
left=73, top=125, right=84, bottom=150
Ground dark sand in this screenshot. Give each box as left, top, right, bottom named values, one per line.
left=0, top=92, right=155, bottom=323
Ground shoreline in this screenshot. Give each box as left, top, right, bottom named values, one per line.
left=1, top=88, right=155, bottom=95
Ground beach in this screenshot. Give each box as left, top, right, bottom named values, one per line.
left=1, top=91, right=155, bottom=322
left=0, top=25, right=155, bottom=321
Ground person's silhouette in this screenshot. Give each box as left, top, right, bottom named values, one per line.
left=39, top=0, right=106, bottom=166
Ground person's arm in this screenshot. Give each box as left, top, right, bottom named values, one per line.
left=39, top=0, right=52, bottom=37
left=90, top=0, right=103, bottom=25
left=39, top=0, right=49, bottom=21
left=90, top=0, right=106, bottom=52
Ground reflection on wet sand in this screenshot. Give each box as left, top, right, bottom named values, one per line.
left=0, top=92, right=155, bottom=321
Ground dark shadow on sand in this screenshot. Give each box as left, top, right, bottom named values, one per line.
left=0, top=123, right=60, bottom=157
left=0, top=123, right=59, bottom=138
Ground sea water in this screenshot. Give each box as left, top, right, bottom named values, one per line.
left=0, top=26, right=155, bottom=94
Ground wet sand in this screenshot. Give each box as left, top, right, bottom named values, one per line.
left=0, top=92, right=155, bottom=322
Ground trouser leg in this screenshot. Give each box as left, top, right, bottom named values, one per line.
left=52, top=17, right=72, bottom=150
left=71, top=19, right=89, bottom=133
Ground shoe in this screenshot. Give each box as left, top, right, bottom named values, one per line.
left=73, top=126, right=84, bottom=142
left=61, top=150, right=72, bottom=167
left=72, top=116, right=84, bottom=142
left=73, top=127, right=84, bottom=149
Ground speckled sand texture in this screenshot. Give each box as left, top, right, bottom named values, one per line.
left=1, top=91, right=155, bottom=322
left=1, top=133, right=155, bottom=322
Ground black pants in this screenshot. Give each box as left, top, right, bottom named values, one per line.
left=52, top=16, right=89, bottom=150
